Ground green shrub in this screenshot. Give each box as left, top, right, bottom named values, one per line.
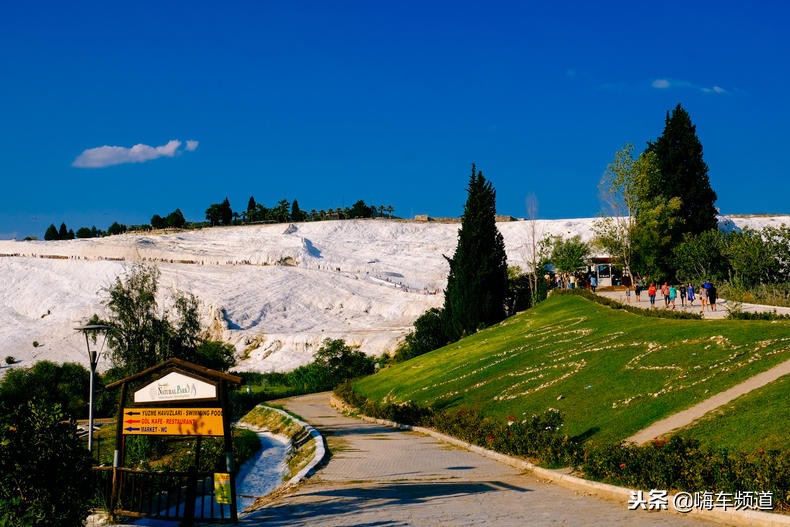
left=719, top=281, right=790, bottom=308
left=727, top=311, right=790, bottom=320
left=580, top=436, right=790, bottom=511
left=396, top=308, right=448, bottom=362
left=288, top=338, right=375, bottom=393
left=335, top=384, right=577, bottom=467
left=0, top=361, right=95, bottom=420
left=0, top=401, right=94, bottom=527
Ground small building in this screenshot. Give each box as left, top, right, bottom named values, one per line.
left=587, top=256, right=629, bottom=287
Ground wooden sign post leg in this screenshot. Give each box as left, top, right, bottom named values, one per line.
left=221, top=381, right=238, bottom=522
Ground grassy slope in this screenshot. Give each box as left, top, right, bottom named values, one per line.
left=354, top=294, right=790, bottom=444
left=677, top=374, right=789, bottom=452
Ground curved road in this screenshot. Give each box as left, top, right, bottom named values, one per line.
left=240, top=393, right=717, bottom=526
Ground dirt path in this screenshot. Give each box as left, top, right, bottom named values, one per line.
left=240, top=393, right=717, bottom=526
left=627, top=358, right=790, bottom=444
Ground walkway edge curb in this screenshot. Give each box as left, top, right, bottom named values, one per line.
left=329, top=395, right=789, bottom=527
left=255, top=405, right=327, bottom=486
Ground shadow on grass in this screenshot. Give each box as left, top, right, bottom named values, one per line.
left=571, top=426, right=600, bottom=442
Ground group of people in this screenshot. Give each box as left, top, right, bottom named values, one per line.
left=628, top=279, right=718, bottom=312
left=551, top=272, right=594, bottom=291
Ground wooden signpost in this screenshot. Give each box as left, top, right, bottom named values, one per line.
left=105, top=358, right=242, bottom=524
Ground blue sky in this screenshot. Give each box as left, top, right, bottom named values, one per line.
left=1, top=1, right=788, bottom=239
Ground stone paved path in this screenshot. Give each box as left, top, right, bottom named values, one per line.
left=595, top=289, right=790, bottom=320
left=240, top=393, right=717, bottom=526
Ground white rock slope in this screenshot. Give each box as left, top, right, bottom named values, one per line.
left=0, top=216, right=787, bottom=373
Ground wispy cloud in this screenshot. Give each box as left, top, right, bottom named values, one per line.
left=701, top=85, right=727, bottom=94
left=72, top=139, right=199, bottom=168
left=651, top=78, right=728, bottom=94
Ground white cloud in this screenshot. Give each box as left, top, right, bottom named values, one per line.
left=72, top=139, right=198, bottom=168
left=652, top=78, right=728, bottom=95
left=702, top=85, right=728, bottom=94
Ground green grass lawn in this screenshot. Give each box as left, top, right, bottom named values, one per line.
left=354, top=294, right=790, bottom=444
left=677, top=374, right=790, bottom=452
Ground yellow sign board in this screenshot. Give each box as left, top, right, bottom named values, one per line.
left=122, top=407, right=224, bottom=436
left=214, top=473, right=231, bottom=504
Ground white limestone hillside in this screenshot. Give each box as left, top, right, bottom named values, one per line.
left=0, top=215, right=787, bottom=374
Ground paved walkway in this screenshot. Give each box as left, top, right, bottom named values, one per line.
left=241, top=393, right=717, bottom=526
left=595, top=289, right=790, bottom=320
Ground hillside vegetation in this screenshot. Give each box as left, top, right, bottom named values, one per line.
left=678, top=374, right=789, bottom=452
left=354, top=293, right=790, bottom=445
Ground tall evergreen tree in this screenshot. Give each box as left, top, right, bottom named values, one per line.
left=442, top=165, right=508, bottom=340
left=639, top=104, right=718, bottom=279
left=58, top=222, right=69, bottom=240
left=646, top=104, right=718, bottom=234
left=44, top=224, right=58, bottom=241
left=291, top=199, right=305, bottom=222
left=219, top=197, right=233, bottom=225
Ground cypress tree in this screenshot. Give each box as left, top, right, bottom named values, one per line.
left=44, top=224, right=58, bottom=241
left=646, top=104, right=718, bottom=235
left=442, top=165, right=508, bottom=340
left=641, top=104, right=718, bottom=279
left=291, top=199, right=304, bottom=222
left=58, top=222, right=69, bottom=240
left=219, top=197, right=233, bottom=225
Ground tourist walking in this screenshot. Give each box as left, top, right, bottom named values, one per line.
left=634, top=280, right=642, bottom=302
left=687, top=283, right=695, bottom=306
left=661, top=282, right=670, bottom=307
left=648, top=282, right=657, bottom=307
left=668, top=284, right=677, bottom=309
left=679, top=283, right=687, bottom=307
left=709, top=283, right=718, bottom=311
left=699, top=284, right=708, bottom=312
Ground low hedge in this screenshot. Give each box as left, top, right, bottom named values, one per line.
left=335, top=384, right=789, bottom=512
left=581, top=437, right=789, bottom=512
left=726, top=310, right=790, bottom=321
left=554, top=288, right=703, bottom=319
